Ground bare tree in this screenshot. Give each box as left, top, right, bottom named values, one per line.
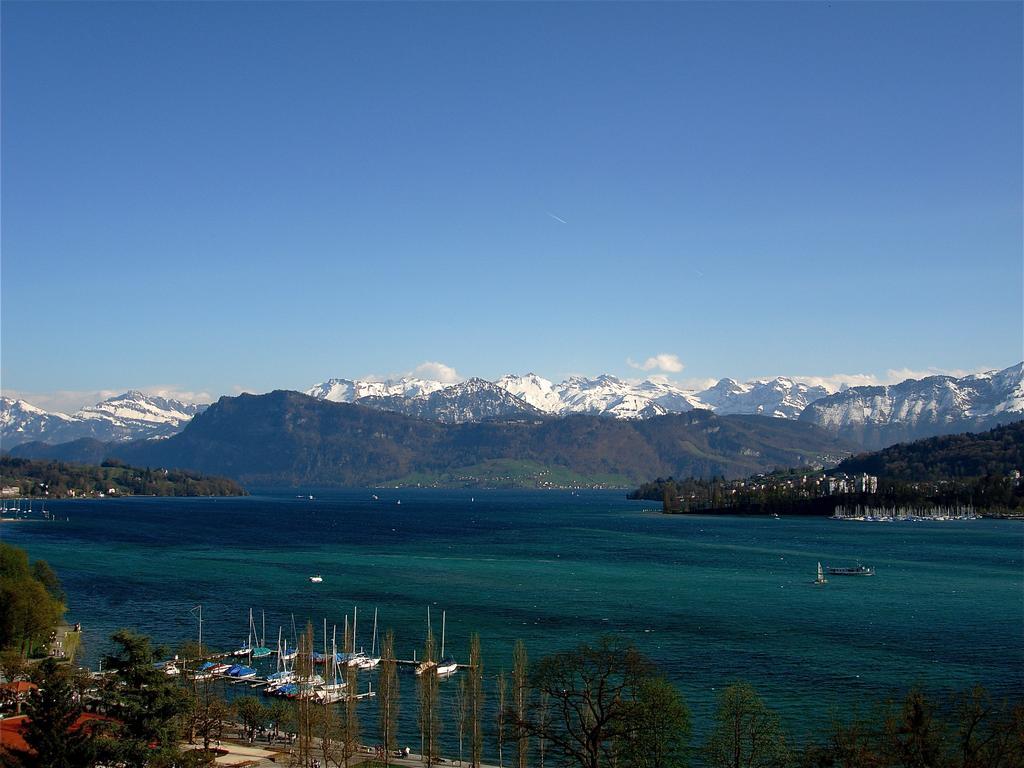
left=343, top=620, right=361, bottom=768
left=418, top=621, right=442, bottom=766
left=513, top=640, right=530, bottom=768
left=519, top=637, right=666, bottom=768
left=496, top=670, right=508, bottom=768
left=378, top=629, right=400, bottom=767
left=454, top=675, right=469, bottom=766
left=468, top=633, right=485, bottom=768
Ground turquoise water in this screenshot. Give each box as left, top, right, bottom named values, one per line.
left=3, top=488, right=1022, bottom=746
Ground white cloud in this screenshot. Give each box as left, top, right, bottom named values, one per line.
left=410, top=361, right=463, bottom=384
left=627, top=353, right=685, bottom=373
left=141, top=386, right=213, bottom=404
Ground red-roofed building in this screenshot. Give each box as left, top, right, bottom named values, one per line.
left=0, top=712, right=114, bottom=754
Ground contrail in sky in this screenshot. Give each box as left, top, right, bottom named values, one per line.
left=546, top=212, right=568, bottom=224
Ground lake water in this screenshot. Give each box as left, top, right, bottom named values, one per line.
left=3, top=488, right=1022, bottom=748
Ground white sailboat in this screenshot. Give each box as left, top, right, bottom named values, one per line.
left=814, top=562, right=828, bottom=586
left=356, top=607, right=381, bottom=669
left=437, top=609, right=458, bottom=676
left=233, top=608, right=255, bottom=656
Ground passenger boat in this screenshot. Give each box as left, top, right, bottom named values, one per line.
left=826, top=564, right=874, bottom=576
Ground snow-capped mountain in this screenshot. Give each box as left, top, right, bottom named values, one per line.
left=306, top=377, right=446, bottom=403
left=0, top=399, right=77, bottom=445
left=357, top=378, right=544, bottom=424
left=305, top=364, right=1024, bottom=445
left=496, top=373, right=564, bottom=413
left=696, top=378, right=831, bottom=419
left=0, top=391, right=207, bottom=448
left=799, top=363, right=1024, bottom=449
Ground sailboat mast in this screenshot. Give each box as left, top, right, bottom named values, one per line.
left=371, top=608, right=378, bottom=657
left=353, top=605, right=358, bottom=653
left=441, top=610, right=446, bottom=659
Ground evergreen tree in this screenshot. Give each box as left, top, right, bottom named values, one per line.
left=3, top=658, right=96, bottom=768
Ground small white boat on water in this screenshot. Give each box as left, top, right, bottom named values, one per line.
left=309, top=574, right=323, bottom=583
left=814, top=562, right=828, bottom=586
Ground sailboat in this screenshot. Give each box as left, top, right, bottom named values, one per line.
left=814, top=562, right=828, bottom=586
left=266, top=629, right=296, bottom=689
left=356, top=608, right=381, bottom=669
left=316, top=620, right=347, bottom=703
left=233, top=609, right=256, bottom=656
left=436, top=610, right=458, bottom=676
left=415, top=607, right=437, bottom=676
left=251, top=610, right=272, bottom=658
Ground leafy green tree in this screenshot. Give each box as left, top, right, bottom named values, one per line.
left=616, top=677, right=691, bottom=768
left=0, top=544, right=64, bottom=656
left=706, top=682, right=789, bottom=768
left=234, top=696, right=266, bottom=743
left=30, top=560, right=65, bottom=603
left=265, top=698, right=293, bottom=744
left=0, top=658, right=95, bottom=768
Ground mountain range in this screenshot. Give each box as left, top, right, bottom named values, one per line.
left=0, top=391, right=205, bottom=448
left=3, top=363, right=1022, bottom=451
left=12, top=390, right=854, bottom=487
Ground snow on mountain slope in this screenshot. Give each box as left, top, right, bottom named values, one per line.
left=358, top=378, right=544, bottom=423
left=697, top=378, right=830, bottom=419
left=306, top=377, right=445, bottom=402
left=799, top=363, right=1024, bottom=448
left=496, top=373, right=563, bottom=413
left=1, top=392, right=206, bottom=447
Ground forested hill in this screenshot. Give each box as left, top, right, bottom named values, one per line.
left=0, top=456, right=246, bottom=498
left=12, top=390, right=853, bottom=488
left=834, top=420, right=1024, bottom=481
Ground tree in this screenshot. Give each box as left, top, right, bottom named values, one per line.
left=96, top=630, right=190, bottom=768
left=1, top=658, right=96, bottom=768
left=952, top=686, right=1024, bottom=768
left=293, top=621, right=317, bottom=767
left=235, top=696, right=266, bottom=744
left=496, top=671, right=508, bottom=768
left=454, top=676, right=469, bottom=766
left=378, top=629, right=400, bottom=766
left=418, top=621, right=442, bottom=766
left=706, top=682, right=788, bottom=768
left=513, top=641, right=530, bottom=768
left=468, top=633, right=485, bottom=768
left=265, top=698, right=293, bottom=745
left=880, top=688, right=945, bottom=768
left=520, top=637, right=658, bottom=768
left=0, top=544, right=64, bottom=657
left=615, top=677, right=690, bottom=768
left=342, top=619, right=362, bottom=768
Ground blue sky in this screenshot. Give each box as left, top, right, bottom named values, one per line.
left=2, top=2, right=1021, bottom=410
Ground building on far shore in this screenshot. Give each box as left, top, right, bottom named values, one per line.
left=826, top=473, right=878, bottom=495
